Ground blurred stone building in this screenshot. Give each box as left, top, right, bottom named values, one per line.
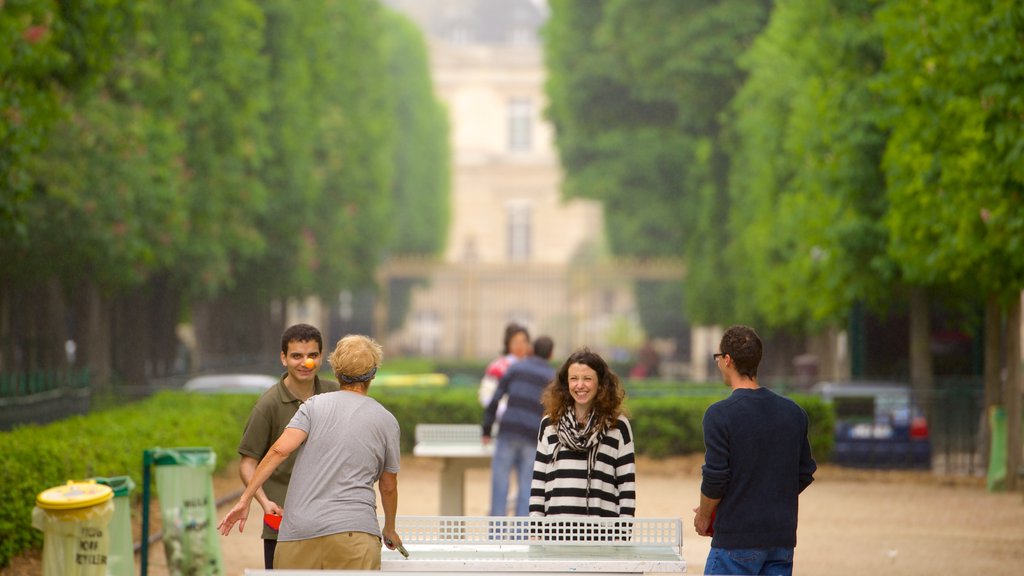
left=379, top=0, right=656, bottom=360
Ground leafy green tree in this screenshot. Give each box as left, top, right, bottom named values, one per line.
left=382, top=8, right=450, bottom=257
left=728, top=0, right=895, bottom=331
left=171, top=0, right=269, bottom=295
left=193, top=0, right=403, bottom=357
left=1, top=0, right=130, bottom=245
left=306, top=0, right=395, bottom=295
left=1, top=0, right=445, bottom=382
left=545, top=0, right=686, bottom=258
left=231, top=0, right=323, bottom=299
left=877, top=0, right=1024, bottom=487
left=544, top=0, right=772, bottom=328
left=878, top=0, right=1024, bottom=296
left=0, top=0, right=148, bottom=376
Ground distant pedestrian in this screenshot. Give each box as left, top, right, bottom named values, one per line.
left=478, top=323, right=531, bottom=424
left=694, top=325, right=816, bottom=576
left=530, top=348, right=635, bottom=518
left=483, top=335, right=555, bottom=516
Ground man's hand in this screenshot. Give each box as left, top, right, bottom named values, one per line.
left=481, top=435, right=491, bottom=446
left=382, top=527, right=406, bottom=557
left=693, top=506, right=714, bottom=537
left=263, top=500, right=283, bottom=516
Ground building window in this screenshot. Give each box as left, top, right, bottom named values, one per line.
left=508, top=98, right=532, bottom=152
left=449, top=25, right=470, bottom=44
left=413, top=310, right=441, bottom=357
left=506, top=201, right=532, bottom=262
left=510, top=28, right=533, bottom=46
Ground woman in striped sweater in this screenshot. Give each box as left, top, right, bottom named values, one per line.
left=529, top=348, right=636, bottom=518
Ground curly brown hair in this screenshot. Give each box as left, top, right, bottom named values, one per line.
left=541, top=347, right=626, bottom=431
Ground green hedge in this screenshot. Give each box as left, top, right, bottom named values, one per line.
left=372, top=388, right=833, bottom=460
left=0, top=391, right=256, bottom=568
left=0, top=386, right=833, bottom=568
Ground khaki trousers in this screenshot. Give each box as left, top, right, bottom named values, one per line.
left=274, top=531, right=381, bottom=570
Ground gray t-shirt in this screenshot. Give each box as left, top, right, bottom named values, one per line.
left=277, top=391, right=401, bottom=542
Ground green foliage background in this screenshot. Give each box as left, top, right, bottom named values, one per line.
left=0, top=1, right=450, bottom=378
left=545, top=0, right=1024, bottom=336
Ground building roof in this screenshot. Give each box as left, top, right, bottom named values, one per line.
left=384, top=0, right=547, bottom=46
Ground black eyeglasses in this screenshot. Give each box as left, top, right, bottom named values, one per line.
left=712, top=353, right=727, bottom=360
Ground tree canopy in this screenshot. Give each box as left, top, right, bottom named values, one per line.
left=545, top=0, right=1023, bottom=342
left=544, top=0, right=772, bottom=328
left=0, top=0, right=449, bottom=379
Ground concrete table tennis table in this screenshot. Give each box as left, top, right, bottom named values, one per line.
left=247, top=515, right=686, bottom=575
left=412, top=423, right=494, bottom=516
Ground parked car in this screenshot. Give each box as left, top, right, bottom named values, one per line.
left=812, top=381, right=931, bottom=469
left=183, top=374, right=277, bottom=394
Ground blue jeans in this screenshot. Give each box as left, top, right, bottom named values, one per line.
left=490, top=436, right=536, bottom=516
left=705, top=546, right=794, bottom=575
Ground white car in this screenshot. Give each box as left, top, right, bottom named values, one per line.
left=183, top=374, right=277, bottom=394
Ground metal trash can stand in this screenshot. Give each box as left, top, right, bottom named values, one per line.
left=31, top=480, right=115, bottom=576
left=93, top=476, right=135, bottom=576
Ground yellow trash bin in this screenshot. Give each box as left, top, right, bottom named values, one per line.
left=32, top=480, right=115, bottom=576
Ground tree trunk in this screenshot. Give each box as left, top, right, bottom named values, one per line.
left=112, top=287, right=148, bottom=387
left=193, top=291, right=277, bottom=372
left=909, top=287, right=934, bottom=417
left=1005, top=293, right=1021, bottom=491
left=147, top=275, right=182, bottom=379
left=74, top=280, right=113, bottom=390
left=0, top=286, right=11, bottom=372
left=42, top=278, right=69, bottom=368
left=981, top=294, right=1003, bottom=468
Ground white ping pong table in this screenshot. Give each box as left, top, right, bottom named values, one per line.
left=246, top=515, right=685, bottom=575
left=412, top=423, right=494, bottom=516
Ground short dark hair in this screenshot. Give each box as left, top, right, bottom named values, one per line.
left=720, top=325, right=762, bottom=379
left=532, top=336, right=554, bottom=360
left=281, top=324, right=323, bottom=354
left=502, top=323, right=530, bottom=354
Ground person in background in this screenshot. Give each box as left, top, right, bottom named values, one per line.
left=219, top=334, right=403, bottom=570
left=694, top=325, right=816, bottom=576
left=530, top=348, right=635, bottom=518
left=478, top=323, right=531, bottom=425
left=483, top=335, right=555, bottom=516
left=629, top=339, right=660, bottom=379
left=237, top=323, right=339, bottom=569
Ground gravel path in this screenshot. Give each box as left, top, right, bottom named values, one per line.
left=4, top=455, right=1021, bottom=575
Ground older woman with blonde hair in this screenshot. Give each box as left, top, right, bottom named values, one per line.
left=219, top=334, right=404, bottom=569
left=529, top=347, right=636, bottom=518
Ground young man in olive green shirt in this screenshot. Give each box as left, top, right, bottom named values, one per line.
left=237, top=323, right=339, bottom=569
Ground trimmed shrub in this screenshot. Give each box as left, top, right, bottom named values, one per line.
left=0, top=391, right=255, bottom=568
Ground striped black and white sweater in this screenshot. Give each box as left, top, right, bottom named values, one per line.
left=529, top=414, right=636, bottom=517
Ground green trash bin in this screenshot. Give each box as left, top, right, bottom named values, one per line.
left=150, top=447, right=224, bottom=575
left=93, top=476, right=136, bottom=576
left=986, top=405, right=1024, bottom=492
left=31, top=480, right=115, bottom=576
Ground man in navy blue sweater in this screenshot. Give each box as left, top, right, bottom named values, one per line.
left=694, top=325, right=816, bottom=575
left=483, top=335, right=555, bottom=516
